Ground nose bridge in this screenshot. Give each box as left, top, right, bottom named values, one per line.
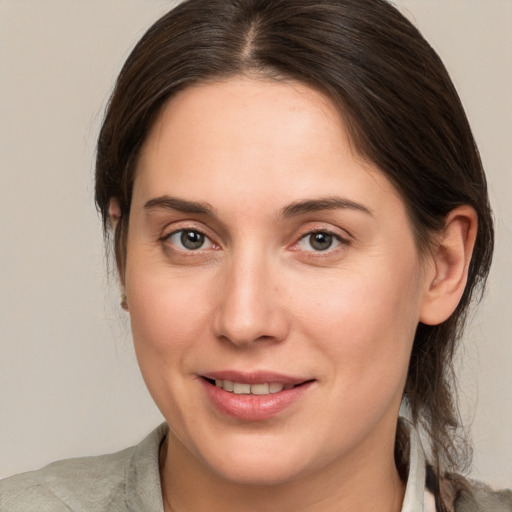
left=213, top=243, right=287, bottom=346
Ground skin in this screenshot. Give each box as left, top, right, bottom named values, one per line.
left=117, top=77, right=476, bottom=512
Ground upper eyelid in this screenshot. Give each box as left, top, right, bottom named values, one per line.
left=294, top=223, right=353, bottom=242
left=146, top=209, right=228, bottom=242
left=160, top=221, right=216, bottom=241
left=296, top=230, right=346, bottom=248
left=164, top=227, right=212, bottom=241
left=298, top=228, right=345, bottom=239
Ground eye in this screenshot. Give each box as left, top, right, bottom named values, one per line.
left=297, top=231, right=343, bottom=252
left=166, top=229, right=214, bottom=251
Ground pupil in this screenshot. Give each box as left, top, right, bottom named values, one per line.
left=181, top=231, right=204, bottom=250
left=311, top=232, right=332, bottom=251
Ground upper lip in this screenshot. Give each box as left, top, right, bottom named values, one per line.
left=202, top=370, right=312, bottom=385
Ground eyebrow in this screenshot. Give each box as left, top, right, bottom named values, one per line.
left=143, top=195, right=373, bottom=219
left=280, top=197, right=373, bottom=218
left=144, top=196, right=216, bottom=216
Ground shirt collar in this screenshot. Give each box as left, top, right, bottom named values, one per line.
left=125, top=423, right=167, bottom=512
left=400, top=418, right=436, bottom=512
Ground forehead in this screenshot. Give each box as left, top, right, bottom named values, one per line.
left=140, top=77, right=352, bottom=165
left=134, top=77, right=404, bottom=219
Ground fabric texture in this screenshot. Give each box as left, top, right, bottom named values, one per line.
left=0, top=424, right=167, bottom=512
left=1, top=421, right=510, bottom=511
left=455, top=484, right=512, bottom=512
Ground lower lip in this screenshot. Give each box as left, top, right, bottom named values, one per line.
left=201, top=379, right=313, bottom=421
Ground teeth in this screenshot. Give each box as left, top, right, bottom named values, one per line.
left=213, top=380, right=289, bottom=395
left=223, top=380, right=234, bottom=392
left=251, top=383, right=269, bottom=395
left=269, top=383, right=285, bottom=393
left=233, top=383, right=251, bottom=394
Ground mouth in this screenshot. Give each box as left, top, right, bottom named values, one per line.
left=200, top=373, right=315, bottom=420
left=203, top=378, right=307, bottom=395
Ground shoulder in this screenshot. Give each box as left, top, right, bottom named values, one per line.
left=454, top=480, right=512, bottom=512
left=0, top=445, right=135, bottom=511
left=0, top=424, right=168, bottom=512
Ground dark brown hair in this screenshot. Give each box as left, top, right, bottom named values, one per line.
left=95, top=1, right=494, bottom=509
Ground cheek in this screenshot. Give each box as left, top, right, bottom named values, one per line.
left=125, top=266, right=218, bottom=426
left=295, top=258, right=423, bottom=389
left=124, top=249, right=219, bottom=395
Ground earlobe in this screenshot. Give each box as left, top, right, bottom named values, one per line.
left=419, top=205, right=478, bottom=326
left=120, top=291, right=129, bottom=311
left=109, top=198, right=122, bottom=229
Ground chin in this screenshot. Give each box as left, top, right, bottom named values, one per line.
left=208, top=454, right=309, bottom=486
left=185, top=428, right=329, bottom=487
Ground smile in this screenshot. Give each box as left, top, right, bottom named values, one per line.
left=201, top=376, right=314, bottom=421
left=212, top=380, right=295, bottom=395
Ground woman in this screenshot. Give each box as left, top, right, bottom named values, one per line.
left=1, top=0, right=510, bottom=510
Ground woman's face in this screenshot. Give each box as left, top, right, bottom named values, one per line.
left=125, top=77, right=431, bottom=484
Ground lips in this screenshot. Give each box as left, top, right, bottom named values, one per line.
left=200, top=371, right=314, bottom=421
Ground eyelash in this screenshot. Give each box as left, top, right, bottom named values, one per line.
left=161, top=228, right=217, bottom=252
left=294, top=229, right=349, bottom=254
left=160, top=227, right=350, bottom=255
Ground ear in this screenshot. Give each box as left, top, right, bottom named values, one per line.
left=108, top=198, right=122, bottom=229
left=108, top=198, right=128, bottom=309
left=419, top=205, right=478, bottom=325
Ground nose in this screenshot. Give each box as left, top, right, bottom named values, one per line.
left=212, top=249, right=289, bottom=347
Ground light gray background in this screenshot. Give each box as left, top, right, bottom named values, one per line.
left=0, top=0, right=510, bottom=487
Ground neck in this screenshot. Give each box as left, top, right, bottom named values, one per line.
left=160, top=425, right=406, bottom=512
